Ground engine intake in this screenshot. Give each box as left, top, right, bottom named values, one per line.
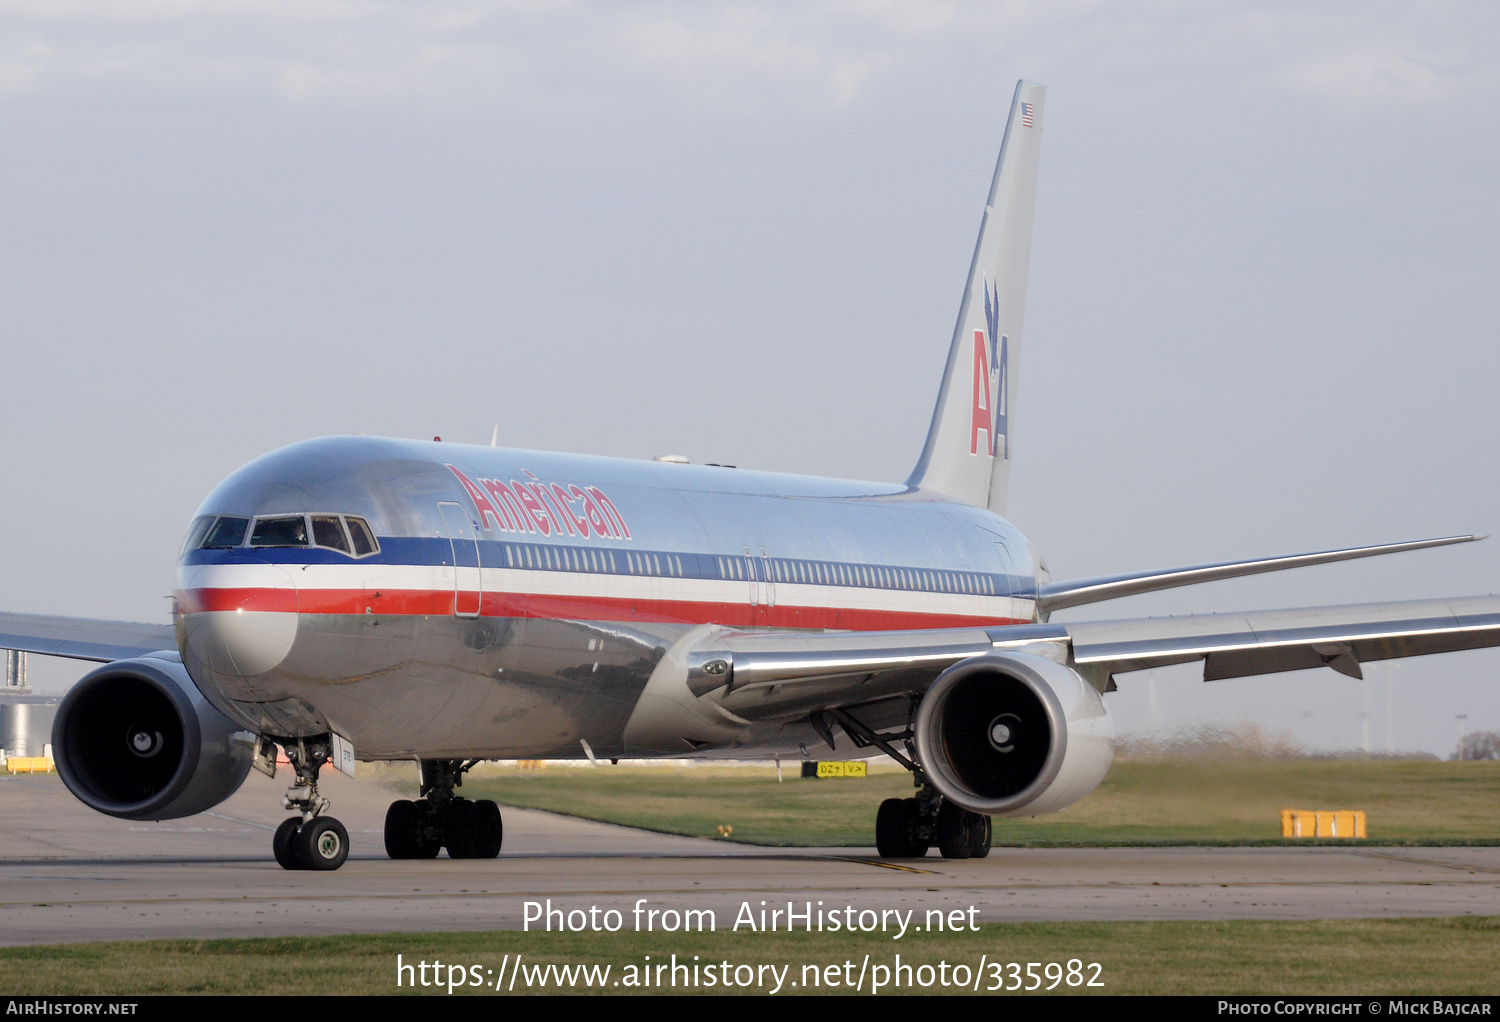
left=914, top=651, right=1113, bottom=816
left=53, top=653, right=253, bottom=821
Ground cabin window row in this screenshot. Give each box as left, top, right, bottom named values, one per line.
left=502, top=543, right=999, bottom=596
left=503, top=543, right=685, bottom=578
left=736, top=556, right=998, bottom=597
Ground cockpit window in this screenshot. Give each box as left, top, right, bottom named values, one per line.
left=197, top=513, right=374, bottom=555
left=250, top=516, right=310, bottom=548
left=345, top=516, right=378, bottom=556
left=311, top=515, right=350, bottom=553
left=202, top=516, right=250, bottom=549
left=181, top=516, right=214, bottom=556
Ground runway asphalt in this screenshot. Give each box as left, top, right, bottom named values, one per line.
left=2, top=770, right=1497, bottom=945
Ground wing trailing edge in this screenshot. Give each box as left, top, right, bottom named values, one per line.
left=1037, top=535, right=1481, bottom=615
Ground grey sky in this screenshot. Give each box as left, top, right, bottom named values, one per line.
left=2, top=1, right=1497, bottom=755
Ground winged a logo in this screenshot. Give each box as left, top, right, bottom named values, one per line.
left=985, top=279, right=1008, bottom=460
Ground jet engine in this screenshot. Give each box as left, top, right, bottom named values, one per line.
left=913, top=651, right=1113, bottom=817
left=52, top=652, right=253, bottom=821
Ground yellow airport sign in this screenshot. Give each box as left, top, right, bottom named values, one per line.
left=4, top=756, right=54, bottom=774
left=1282, top=809, right=1366, bottom=838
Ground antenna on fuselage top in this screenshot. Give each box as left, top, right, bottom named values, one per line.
left=490, top=424, right=499, bottom=447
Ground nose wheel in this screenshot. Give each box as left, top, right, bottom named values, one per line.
left=271, top=736, right=351, bottom=871
left=273, top=815, right=350, bottom=871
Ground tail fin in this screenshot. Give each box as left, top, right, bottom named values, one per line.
left=906, top=80, right=1044, bottom=513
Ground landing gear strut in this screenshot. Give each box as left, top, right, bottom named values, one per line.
left=383, top=758, right=503, bottom=860
left=273, top=736, right=350, bottom=871
left=814, top=706, right=991, bottom=860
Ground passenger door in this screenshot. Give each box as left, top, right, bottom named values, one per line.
left=438, top=501, right=483, bottom=618
left=743, top=545, right=776, bottom=623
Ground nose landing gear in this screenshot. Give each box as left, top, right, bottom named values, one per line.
left=272, top=737, right=351, bottom=871
left=383, top=758, right=503, bottom=860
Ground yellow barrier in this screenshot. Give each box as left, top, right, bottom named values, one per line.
left=814, top=761, right=868, bottom=779
left=1281, top=809, right=1366, bottom=838
left=5, top=757, right=54, bottom=775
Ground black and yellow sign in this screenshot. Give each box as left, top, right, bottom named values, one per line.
left=800, top=760, right=868, bottom=779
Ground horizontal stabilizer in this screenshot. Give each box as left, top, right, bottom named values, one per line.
left=1037, top=535, right=1481, bottom=615
left=0, top=611, right=176, bottom=663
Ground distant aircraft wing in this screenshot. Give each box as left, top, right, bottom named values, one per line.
left=0, top=612, right=176, bottom=663
left=1037, top=535, right=1481, bottom=615
left=1064, top=595, right=1500, bottom=681
left=687, top=594, right=1500, bottom=723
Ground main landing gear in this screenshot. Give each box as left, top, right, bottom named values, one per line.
left=811, top=706, right=992, bottom=860
left=875, top=791, right=991, bottom=859
left=383, top=758, right=503, bottom=860
left=273, top=737, right=350, bottom=871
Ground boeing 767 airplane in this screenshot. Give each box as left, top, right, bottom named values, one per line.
left=3, top=81, right=1497, bottom=871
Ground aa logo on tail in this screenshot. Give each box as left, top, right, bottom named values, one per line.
left=968, top=279, right=1009, bottom=459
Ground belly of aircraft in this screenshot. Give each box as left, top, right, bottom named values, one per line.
left=181, top=611, right=681, bottom=759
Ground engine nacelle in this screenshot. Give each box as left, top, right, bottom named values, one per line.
left=913, top=651, right=1113, bottom=817
left=52, top=652, right=254, bottom=821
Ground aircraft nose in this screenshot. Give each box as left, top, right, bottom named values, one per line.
left=177, top=562, right=299, bottom=678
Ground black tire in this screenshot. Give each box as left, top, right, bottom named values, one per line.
left=442, top=799, right=478, bottom=859
left=876, top=798, right=921, bottom=857
left=412, top=800, right=442, bottom=859
left=936, top=802, right=973, bottom=859
left=472, top=800, right=503, bottom=858
left=296, top=816, right=350, bottom=871
left=967, top=813, right=992, bottom=859
left=906, top=797, right=933, bottom=855
left=273, top=817, right=304, bottom=870
left=384, top=800, right=421, bottom=859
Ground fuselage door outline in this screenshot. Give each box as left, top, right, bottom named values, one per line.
left=438, top=501, right=483, bottom=619
left=743, top=546, right=759, bottom=607
left=760, top=548, right=776, bottom=609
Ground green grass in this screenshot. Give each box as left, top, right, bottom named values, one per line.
left=3, top=919, right=1497, bottom=995
left=454, top=759, right=1500, bottom=847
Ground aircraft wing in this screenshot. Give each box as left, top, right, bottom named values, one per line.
left=1065, top=595, right=1500, bottom=681
left=0, top=611, right=176, bottom=663
left=689, top=594, right=1500, bottom=724
left=1037, top=534, right=1480, bottom=615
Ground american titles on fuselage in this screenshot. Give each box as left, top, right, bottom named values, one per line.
left=446, top=465, right=632, bottom=541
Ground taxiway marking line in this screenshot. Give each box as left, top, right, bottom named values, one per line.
left=2, top=878, right=1497, bottom=912
left=201, top=811, right=277, bottom=832
left=834, top=858, right=940, bottom=874
left=1352, top=851, right=1500, bottom=875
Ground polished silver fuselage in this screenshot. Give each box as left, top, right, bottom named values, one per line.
left=175, top=436, right=1039, bottom=760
